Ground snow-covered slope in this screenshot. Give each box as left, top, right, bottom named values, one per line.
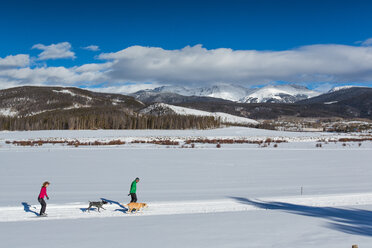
left=241, top=85, right=321, bottom=103
left=140, top=103, right=259, bottom=125
left=328, top=85, right=364, bottom=93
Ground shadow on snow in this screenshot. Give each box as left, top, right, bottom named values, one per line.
left=229, top=196, right=372, bottom=237
left=80, top=207, right=96, bottom=212
left=79, top=198, right=129, bottom=213
left=21, top=202, right=39, bottom=216
left=101, top=198, right=128, bottom=213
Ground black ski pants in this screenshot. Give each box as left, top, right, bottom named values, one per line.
left=38, top=198, right=46, bottom=215
left=130, top=193, right=137, bottom=203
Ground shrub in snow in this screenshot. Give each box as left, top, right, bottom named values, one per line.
left=185, top=138, right=286, bottom=145
left=338, top=137, right=372, bottom=142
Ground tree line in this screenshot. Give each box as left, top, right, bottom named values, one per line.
left=0, top=108, right=221, bottom=130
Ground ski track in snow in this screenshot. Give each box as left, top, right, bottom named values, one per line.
left=2, top=193, right=372, bottom=223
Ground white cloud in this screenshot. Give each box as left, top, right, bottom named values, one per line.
left=97, top=44, right=372, bottom=86
left=82, top=45, right=100, bottom=51
left=32, top=42, right=76, bottom=60
left=361, top=38, right=372, bottom=46
left=90, top=83, right=161, bottom=94
left=0, top=54, right=30, bottom=69
left=0, top=64, right=108, bottom=90
left=2, top=43, right=372, bottom=92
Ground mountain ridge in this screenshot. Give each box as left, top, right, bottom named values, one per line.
left=131, top=84, right=321, bottom=103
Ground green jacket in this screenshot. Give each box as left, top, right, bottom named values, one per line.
left=130, top=180, right=137, bottom=194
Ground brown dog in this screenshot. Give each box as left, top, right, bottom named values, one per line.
left=124, top=202, right=148, bottom=213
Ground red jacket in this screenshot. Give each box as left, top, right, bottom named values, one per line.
left=38, top=186, right=48, bottom=199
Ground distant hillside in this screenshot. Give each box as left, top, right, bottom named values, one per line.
left=175, top=101, right=350, bottom=119
left=298, top=87, right=372, bottom=119
left=0, top=86, right=145, bottom=117
left=298, top=87, right=372, bottom=104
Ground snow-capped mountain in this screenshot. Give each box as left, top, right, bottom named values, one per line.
left=140, top=103, right=259, bottom=125
left=190, top=85, right=255, bottom=102
left=151, top=86, right=194, bottom=96
left=132, top=84, right=253, bottom=102
left=132, top=84, right=320, bottom=103
left=149, top=85, right=255, bottom=101
left=241, top=85, right=321, bottom=103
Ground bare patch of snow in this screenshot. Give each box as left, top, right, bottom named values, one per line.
left=53, top=89, right=77, bottom=96
left=53, top=89, right=92, bottom=101
left=25, top=104, right=91, bottom=116
left=62, top=103, right=91, bottom=110
left=0, top=108, right=18, bottom=117
left=112, top=98, right=125, bottom=105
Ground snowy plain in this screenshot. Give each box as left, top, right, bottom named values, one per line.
left=1, top=127, right=372, bottom=247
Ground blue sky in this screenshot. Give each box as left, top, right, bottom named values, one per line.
left=1, top=0, right=372, bottom=92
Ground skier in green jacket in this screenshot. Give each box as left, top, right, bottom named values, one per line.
left=128, top=177, right=140, bottom=202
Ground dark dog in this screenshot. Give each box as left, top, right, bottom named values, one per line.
left=87, top=200, right=108, bottom=212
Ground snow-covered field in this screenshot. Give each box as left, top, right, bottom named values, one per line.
left=1, top=127, right=372, bottom=247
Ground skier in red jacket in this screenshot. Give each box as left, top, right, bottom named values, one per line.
left=38, top=181, right=50, bottom=216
